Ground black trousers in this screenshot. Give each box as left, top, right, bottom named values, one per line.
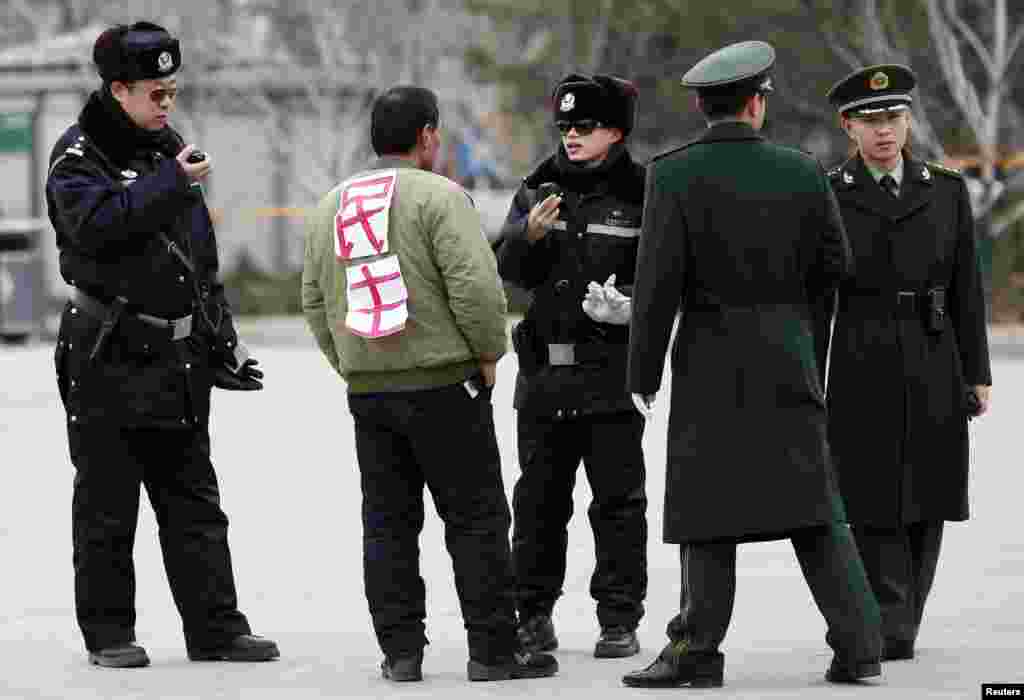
left=349, top=382, right=517, bottom=664
left=69, top=424, right=250, bottom=653
left=666, top=524, right=882, bottom=662
left=512, top=410, right=647, bottom=630
left=852, top=521, right=944, bottom=645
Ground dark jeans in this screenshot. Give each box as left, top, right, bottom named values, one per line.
left=69, top=424, right=250, bottom=652
left=349, top=381, right=517, bottom=663
left=512, top=410, right=647, bottom=630
left=852, top=521, right=944, bottom=644
left=666, top=524, right=882, bottom=662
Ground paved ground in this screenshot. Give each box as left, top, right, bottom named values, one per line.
left=1, top=323, right=1021, bottom=699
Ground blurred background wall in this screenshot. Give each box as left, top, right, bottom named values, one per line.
left=0, top=0, right=1020, bottom=325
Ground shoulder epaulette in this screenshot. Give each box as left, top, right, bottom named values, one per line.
left=926, top=161, right=963, bottom=179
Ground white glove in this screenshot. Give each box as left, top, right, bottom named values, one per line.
left=631, top=392, right=655, bottom=420
left=582, top=274, right=631, bottom=325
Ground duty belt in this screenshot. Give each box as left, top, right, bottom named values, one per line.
left=547, top=342, right=622, bottom=366
left=72, top=289, right=194, bottom=341
left=839, top=289, right=941, bottom=320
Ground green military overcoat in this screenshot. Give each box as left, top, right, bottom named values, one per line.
left=628, top=122, right=851, bottom=544
left=825, top=153, right=992, bottom=527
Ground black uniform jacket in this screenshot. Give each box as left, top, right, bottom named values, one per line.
left=628, top=121, right=851, bottom=544
left=497, top=145, right=645, bottom=418
left=825, top=153, right=992, bottom=527
left=47, top=91, right=235, bottom=429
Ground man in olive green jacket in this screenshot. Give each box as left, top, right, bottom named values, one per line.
left=301, top=86, right=557, bottom=683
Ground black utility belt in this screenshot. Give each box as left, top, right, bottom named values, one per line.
left=546, top=342, right=622, bottom=366
left=840, top=288, right=947, bottom=332
left=72, top=289, right=194, bottom=341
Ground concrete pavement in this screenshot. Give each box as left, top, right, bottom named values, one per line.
left=1, top=336, right=1021, bottom=699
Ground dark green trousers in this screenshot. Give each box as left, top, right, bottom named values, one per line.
left=851, top=521, right=944, bottom=645
left=666, top=524, right=881, bottom=662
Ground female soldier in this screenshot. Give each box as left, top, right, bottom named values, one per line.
left=495, top=74, right=647, bottom=659
left=824, top=64, right=992, bottom=662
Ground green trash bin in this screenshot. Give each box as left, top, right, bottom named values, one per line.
left=0, top=218, right=45, bottom=343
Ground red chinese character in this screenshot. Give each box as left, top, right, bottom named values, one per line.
left=335, top=174, right=395, bottom=260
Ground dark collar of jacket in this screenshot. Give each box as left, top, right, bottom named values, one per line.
left=699, top=120, right=764, bottom=145
left=78, top=89, right=182, bottom=168
left=523, top=145, right=645, bottom=206
left=830, top=151, right=935, bottom=221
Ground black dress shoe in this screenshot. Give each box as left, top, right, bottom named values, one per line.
left=594, top=626, right=640, bottom=658
left=825, top=656, right=882, bottom=683
left=622, top=642, right=724, bottom=688
left=467, top=650, right=558, bottom=681
left=517, top=615, right=557, bottom=653
left=382, top=652, right=423, bottom=681
left=188, top=634, right=280, bottom=662
left=88, top=643, right=150, bottom=668
left=882, top=638, right=915, bottom=661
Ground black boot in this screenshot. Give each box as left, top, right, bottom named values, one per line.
left=622, top=642, right=724, bottom=688
left=825, top=655, right=882, bottom=683
left=882, top=638, right=914, bottom=661
left=382, top=651, right=423, bottom=681
left=188, top=634, right=280, bottom=662
left=467, top=649, right=558, bottom=681
left=88, top=643, right=150, bottom=668
left=517, top=615, right=557, bottom=653
left=594, top=626, right=640, bottom=658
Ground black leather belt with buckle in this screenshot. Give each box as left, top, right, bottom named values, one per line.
left=72, top=289, right=193, bottom=341
left=547, top=342, right=623, bottom=366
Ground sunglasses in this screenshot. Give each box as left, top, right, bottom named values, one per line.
left=555, top=120, right=603, bottom=136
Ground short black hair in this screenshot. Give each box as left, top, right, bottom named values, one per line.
left=698, top=85, right=759, bottom=120
left=370, top=86, right=440, bottom=156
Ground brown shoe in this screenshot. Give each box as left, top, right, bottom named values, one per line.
left=88, top=643, right=150, bottom=668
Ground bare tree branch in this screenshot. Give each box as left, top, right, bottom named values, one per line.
left=796, top=0, right=864, bottom=69
left=944, top=0, right=996, bottom=76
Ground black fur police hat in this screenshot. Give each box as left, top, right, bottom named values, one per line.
left=552, top=73, right=638, bottom=136
left=827, top=64, right=916, bottom=116
left=93, top=21, right=181, bottom=83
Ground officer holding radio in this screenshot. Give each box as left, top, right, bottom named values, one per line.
left=46, top=21, right=276, bottom=667
left=495, top=73, right=647, bottom=660
left=823, top=65, right=992, bottom=662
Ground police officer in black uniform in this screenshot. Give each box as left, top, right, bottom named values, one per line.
left=495, top=74, right=647, bottom=659
left=824, top=65, right=992, bottom=662
left=47, top=22, right=278, bottom=668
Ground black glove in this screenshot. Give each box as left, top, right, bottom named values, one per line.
left=212, top=358, right=264, bottom=391
left=964, top=387, right=982, bottom=419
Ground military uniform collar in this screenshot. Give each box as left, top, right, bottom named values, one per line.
left=830, top=152, right=934, bottom=221
left=700, top=120, right=763, bottom=144
left=865, top=157, right=904, bottom=187
left=830, top=151, right=932, bottom=191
